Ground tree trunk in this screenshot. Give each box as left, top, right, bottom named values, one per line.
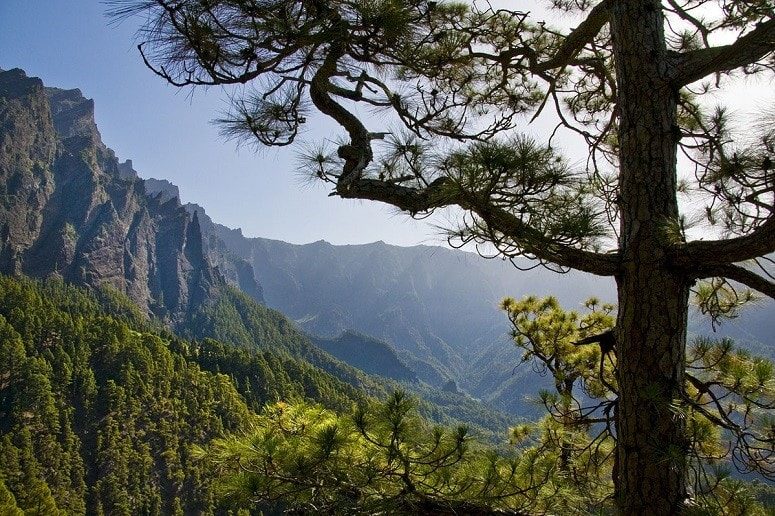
left=610, top=1, right=689, bottom=513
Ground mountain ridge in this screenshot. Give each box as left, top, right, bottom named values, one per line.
left=0, top=67, right=219, bottom=324
left=0, top=68, right=515, bottom=433
left=6, top=66, right=767, bottom=420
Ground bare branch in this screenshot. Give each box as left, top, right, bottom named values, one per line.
left=693, top=263, right=775, bottom=300
left=534, top=0, right=615, bottom=72
left=670, top=17, right=775, bottom=87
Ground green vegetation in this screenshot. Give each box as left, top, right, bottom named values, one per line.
left=0, top=275, right=514, bottom=513
left=117, top=0, right=775, bottom=510
left=0, top=275, right=772, bottom=513
left=499, top=296, right=775, bottom=514
left=186, top=285, right=516, bottom=439
left=204, top=392, right=536, bottom=514
left=0, top=275, right=377, bottom=514
left=185, top=285, right=381, bottom=399
left=0, top=276, right=256, bottom=513
left=205, top=296, right=775, bottom=515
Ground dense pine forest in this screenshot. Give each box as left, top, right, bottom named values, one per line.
left=0, top=275, right=378, bottom=513
left=0, top=276, right=520, bottom=514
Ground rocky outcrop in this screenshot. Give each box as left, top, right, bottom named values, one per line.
left=0, top=68, right=221, bottom=325
left=143, top=176, right=180, bottom=203
left=0, top=69, right=57, bottom=274
left=184, top=203, right=265, bottom=304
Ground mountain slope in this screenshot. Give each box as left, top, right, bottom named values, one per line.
left=0, top=275, right=255, bottom=514
left=191, top=200, right=774, bottom=416
left=310, top=331, right=419, bottom=383
left=189, top=217, right=613, bottom=410
left=0, top=68, right=221, bottom=325
left=0, top=68, right=514, bottom=436
left=0, top=68, right=386, bottom=401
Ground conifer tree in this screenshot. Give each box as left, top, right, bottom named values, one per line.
left=502, top=295, right=775, bottom=513
left=203, top=392, right=543, bottom=514
left=202, top=297, right=774, bottom=514
left=0, top=477, right=23, bottom=516
left=113, top=1, right=775, bottom=511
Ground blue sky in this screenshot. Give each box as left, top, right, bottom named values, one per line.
left=0, top=0, right=435, bottom=245
left=2, top=2, right=771, bottom=247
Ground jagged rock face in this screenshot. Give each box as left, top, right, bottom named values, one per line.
left=137, top=180, right=264, bottom=304
left=184, top=203, right=265, bottom=304
left=0, top=68, right=221, bottom=324
left=0, top=69, right=57, bottom=273
left=144, top=176, right=180, bottom=203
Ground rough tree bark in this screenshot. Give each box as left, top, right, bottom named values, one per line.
left=610, top=1, right=689, bottom=512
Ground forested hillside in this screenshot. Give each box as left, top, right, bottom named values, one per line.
left=0, top=275, right=394, bottom=513
left=183, top=284, right=515, bottom=440
left=0, top=275, right=522, bottom=513
left=0, top=276, right=256, bottom=514
left=191, top=207, right=775, bottom=416
left=310, top=331, right=418, bottom=383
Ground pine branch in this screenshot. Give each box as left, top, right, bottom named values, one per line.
left=672, top=215, right=775, bottom=270
left=305, top=32, right=620, bottom=277
left=534, top=0, right=615, bottom=72
left=331, top=176, right=620, bottom=275
left=670, top=17, right=775, bottom=87
left=573, top=330, right=615, bottom=351
left=693, top=263, right=775, bottom=300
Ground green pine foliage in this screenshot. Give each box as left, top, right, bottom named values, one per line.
left=0, top=274, right=519, bottom=513
left=182, top=337, right=364, bottom=413
left=0, top=477, right=23, bottom=516
left=202, top=392, right=536, bottom=514
left=186, top=286, right=318, bottom=358
left=0, top=275, right=369, bottom=514
left=501, top=296, right=775, bottom=514
left=1, top=273, right=771, bottom=513
left=184, top=286, right=387, bottom=407
left=205, top=296, right=774, bottom=515
left=0, top=275, right=255, bottom=513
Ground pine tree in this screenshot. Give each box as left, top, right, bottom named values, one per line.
left=202, top=392, right=538, bottom=514
left=0, top=275, right=378, bottom=513
left=502, top=295, right=775, bottom=513
left=0, top=477, right=23, bottom=516
left=7, top=429, right=60, bottom=515
left=114, top=1, right=775, bottom=511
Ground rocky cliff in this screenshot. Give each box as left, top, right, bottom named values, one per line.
left=0, top=68, right=220, bottom=324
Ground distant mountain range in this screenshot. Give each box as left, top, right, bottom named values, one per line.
left=2, top=67, right=771, bottom=421
left=189, top=215, right=617, bottom=412
left=139, top=106, right=775, bottom=416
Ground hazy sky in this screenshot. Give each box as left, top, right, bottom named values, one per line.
left=0, top=0, right=439, bottom=245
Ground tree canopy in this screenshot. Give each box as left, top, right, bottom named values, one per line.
left=113, top=0, right=775, bottom=512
